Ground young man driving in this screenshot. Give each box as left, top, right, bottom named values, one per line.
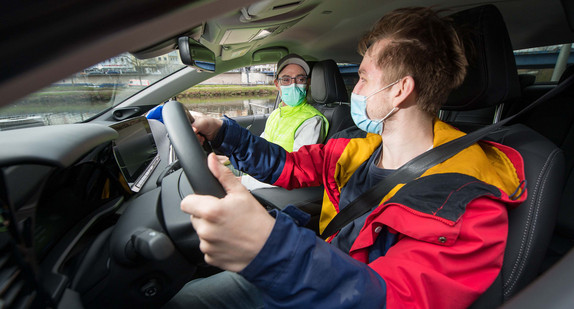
left=167, top=7, right=526, bottom=309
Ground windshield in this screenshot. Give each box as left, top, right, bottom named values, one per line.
left=0, top=52, right=185, bottom=130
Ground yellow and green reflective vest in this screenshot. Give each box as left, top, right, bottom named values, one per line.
left=264, top=101, right=329, bottom=152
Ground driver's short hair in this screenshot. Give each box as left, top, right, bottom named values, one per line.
left=358, top=7, right=468, bottom=115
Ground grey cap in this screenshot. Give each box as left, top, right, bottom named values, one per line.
left=276, top=54, right=310, bottom=77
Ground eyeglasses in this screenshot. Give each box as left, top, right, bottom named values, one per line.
left=278, top=75, right=308, bottom=86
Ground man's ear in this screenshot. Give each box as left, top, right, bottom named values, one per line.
left=274, top=79, right=281, bottom=91
left=392, top=76, right=415, bottom=108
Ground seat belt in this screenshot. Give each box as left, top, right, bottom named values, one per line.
left=321, top=74, right=574, bottom=239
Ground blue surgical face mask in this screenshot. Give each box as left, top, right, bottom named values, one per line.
left=280, top=83, right=307, bottom=107
left=351, top=80, right=400, bottom=134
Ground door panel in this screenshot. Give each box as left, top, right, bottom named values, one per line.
left=232, top=114, right=269, bottom=136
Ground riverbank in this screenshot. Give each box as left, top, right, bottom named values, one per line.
left=177, top=84, right=278, bottom=98
left=3, top=84, right=277, bottom=115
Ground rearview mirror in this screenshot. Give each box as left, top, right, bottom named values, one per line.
left=178, top=37, right=216, bottom=72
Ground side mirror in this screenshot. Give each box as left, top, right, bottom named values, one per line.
left=178, top=36, right=216, bottom=72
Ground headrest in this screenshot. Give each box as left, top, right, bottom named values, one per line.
left=310, top=59, right=349, bottom=104
left=442, top=5, right=520, bottom=111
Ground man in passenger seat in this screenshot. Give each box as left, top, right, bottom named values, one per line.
left=264, top=53, right=329, bottom=152
left=147, top=54, right=327, bottom=189
left=167, top=7, right=527, bottom=309
left=237, top=53, right=329, bottom=189
left=146, top=54, right=328, bottom=153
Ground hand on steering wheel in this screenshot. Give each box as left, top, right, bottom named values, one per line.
left=162, top=100, right=225, bottom=197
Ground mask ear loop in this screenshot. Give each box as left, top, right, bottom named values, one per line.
left=364, top=79, right=400, bottom=135
left=378, top=107, right=399, bottom=135
left=366, top=79, right=400, bottom=99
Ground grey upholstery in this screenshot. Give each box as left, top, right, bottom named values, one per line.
left=440, top=3, right=521, bottom=130
left=510, top=64, right=574, bottom=271
left=310, top=59, right=356, bottom=140
left=442, top=5, right=566, bottom=308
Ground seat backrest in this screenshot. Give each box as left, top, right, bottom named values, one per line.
left=509, top=64, right=574, bottom=270
left=552, top=65, right=574, bottom=238
left=443, top=5, right=566, bottom=307
left=310, top=59, right=356, bottom=140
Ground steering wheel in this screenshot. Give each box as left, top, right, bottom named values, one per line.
left=101, top=100, right=225, bottom=307
left=162, top=100, right=225, bottom=198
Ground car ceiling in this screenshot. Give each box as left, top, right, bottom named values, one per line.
left=1, top=0, right=573, bottom=109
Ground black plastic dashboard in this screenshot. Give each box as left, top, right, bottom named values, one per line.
left=0, top=123, right=118, bottom=168
left=0, top=117, right=179, bottom=307
left=0, top=114, right=326, bottom=307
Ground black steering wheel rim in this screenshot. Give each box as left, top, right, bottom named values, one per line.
left=162, top=100, right=225, bottom=198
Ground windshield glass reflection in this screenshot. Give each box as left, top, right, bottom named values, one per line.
left=0, top=52, right=185, bottom=129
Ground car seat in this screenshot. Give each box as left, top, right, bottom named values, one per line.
left=442, top=5, right=566, bottom=307
left=310, top=59, right=356, bottom=140
left=508, top=63, right=574, bottom=271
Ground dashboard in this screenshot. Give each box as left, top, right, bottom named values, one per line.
left=0, top=116, right=188, bottom=307
left=0, top=114, right=324, bottom=308
left=1, top=117, right=169, bottom=259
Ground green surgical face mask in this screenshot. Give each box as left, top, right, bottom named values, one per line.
left=280, top=83, right=307, bottom=107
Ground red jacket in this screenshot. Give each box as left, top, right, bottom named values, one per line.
left=219, top=118, right=526, bottom=308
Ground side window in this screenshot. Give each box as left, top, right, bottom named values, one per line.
left=515, top=43, right=574, bottom=84
left=175, top=65, right=278, bottom=117
left=338, top=64, right=359, bottom=99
